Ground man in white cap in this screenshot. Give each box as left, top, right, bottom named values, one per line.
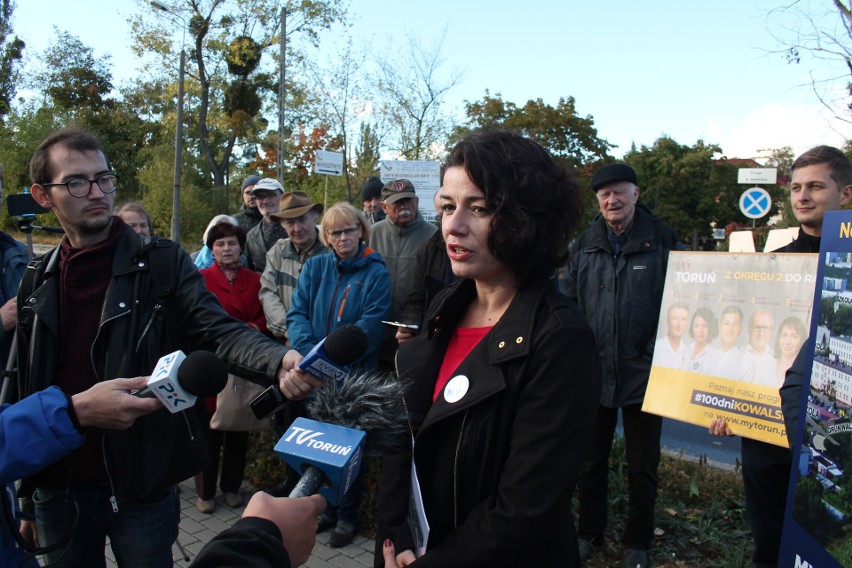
left=245, top=178, right=287, bottom=273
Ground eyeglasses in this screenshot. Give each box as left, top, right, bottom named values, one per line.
left=41, top=175, right=118, bottom=198
left=327, top=226, right=360, bottom=239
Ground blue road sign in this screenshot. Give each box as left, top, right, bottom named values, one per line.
left=739, top=187, right=772, bottom=219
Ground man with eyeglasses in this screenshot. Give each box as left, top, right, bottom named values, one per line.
left=367, top=179, right=436, bottom=370
left=15, top=128, right=290, bottom=567
left=245, top=178, right=287, bottom=273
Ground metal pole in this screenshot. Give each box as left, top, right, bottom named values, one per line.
left=171, top=48, right=185, bottom=244
left=278, top=8, right=286, bottom=179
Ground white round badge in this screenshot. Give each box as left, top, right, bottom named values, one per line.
left=444, top=375, right=469, bottom=404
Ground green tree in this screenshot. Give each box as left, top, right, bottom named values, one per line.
left=454, top=92, right=613, bottom=228
left=0, top=0, right=23, bottom=123
left=31, top=29, right=113, bottom=112
left=0, top=31, right=163, bottom=233
left=834, top=303, right=852, bottom=336
left=624, top=137, right=785, bottom=248
left=129, top=0, right=347, bottom=189
left=793, top=476, right=842, bottom=541
left=454, top=91, right=613, bottom=170
left=352, top=122, right=381, bottom=187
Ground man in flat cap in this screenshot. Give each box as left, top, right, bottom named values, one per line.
left=368, top=179, right=436, bottom=370
left=562, top=163, right=681, bottom=568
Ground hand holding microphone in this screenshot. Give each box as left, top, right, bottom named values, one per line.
left=71, top=377, right=161, bottom=429
left=279, top=324, right=369, bottom=402
left=272, top=324, right=409, bottom=504
left=133, top=350, right=228, bottom=413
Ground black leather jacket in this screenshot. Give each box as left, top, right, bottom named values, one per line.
left=376, top=278, right=599, bottom=567
left=563, top=202, right=681, bottom=408
left=15, top=225, right=288, bottom=501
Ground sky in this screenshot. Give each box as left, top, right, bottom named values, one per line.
left=12, top=0, right=852, bottom=161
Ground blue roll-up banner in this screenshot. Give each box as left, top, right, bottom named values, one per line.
left=781, top=210, right=852, bottom=567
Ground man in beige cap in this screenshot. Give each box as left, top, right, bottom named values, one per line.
left=259, top=191, right=326, bottom=342
left=368, top=178, right=436, bottom=370
left=245, top=178, right=288, bottom=272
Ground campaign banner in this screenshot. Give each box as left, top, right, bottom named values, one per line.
left=643, top=251, right=817, bottom=447
left=780, top=211, right=852, bottom=567
left=379, top=160, right=440, bottom=221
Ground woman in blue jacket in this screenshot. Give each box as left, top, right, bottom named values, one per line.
left=285, top=201, right=391, bottom=546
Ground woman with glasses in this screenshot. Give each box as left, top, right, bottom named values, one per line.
left=283, top=201, right=391, bottom=547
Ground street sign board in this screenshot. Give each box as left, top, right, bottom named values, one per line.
left=737, top=168, right=777, bottom=185
left=739, top=186, right=772, bottom=219
left=314, top=150, right=343, bottom=176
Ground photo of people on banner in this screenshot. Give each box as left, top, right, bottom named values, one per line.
left=643, top=251, right=817, bottom=447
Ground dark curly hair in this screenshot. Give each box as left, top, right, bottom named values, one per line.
left=443, top=128, right=582, bottom=286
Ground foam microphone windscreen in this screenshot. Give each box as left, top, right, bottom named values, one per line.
left=177, top=351, right=228, bottom=398
left=322, top=324, right=369, bottom=366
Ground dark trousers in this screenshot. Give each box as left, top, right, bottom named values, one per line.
left=34, top=485, right=178, bottom=567
left=578, top=403, right=662, bottom=550
left=199, top=429, right=249, bottom=499
left=741, top=437, right=790, bottom=568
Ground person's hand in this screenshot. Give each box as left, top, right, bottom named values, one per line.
left=279, top=367, right=323, bottom=401
left=708, top=418, right=733, bottom=437
left=382, top=539, right=416, bottom=567
left=281, top=349, right=303, bottom=372
left=0, top=297, right=16, bottom=332
left=395, top=329, right=414, bottom=345
left=71, top=377, right=162, bottom=429
left=19, top=519, right=38, bottom=548
left=243, top=492, right=326, bottom=567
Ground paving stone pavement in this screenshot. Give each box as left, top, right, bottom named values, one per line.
left=102, top=478, right=375, bottom=567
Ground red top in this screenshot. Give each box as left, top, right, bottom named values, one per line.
left=433, top=326, right=492, bottom=402
left=200, top=263, right=268, bottom=334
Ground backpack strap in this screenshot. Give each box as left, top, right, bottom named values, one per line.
left=140, top=237, right=178, bottom=301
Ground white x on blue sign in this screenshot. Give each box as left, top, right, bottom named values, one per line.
left=739, top=187, right=772, bottom=219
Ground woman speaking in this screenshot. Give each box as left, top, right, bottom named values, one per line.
left=375, top=129, right=599, bottom=567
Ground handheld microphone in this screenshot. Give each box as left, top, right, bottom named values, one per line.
left=275, top=370, right=409, bottom=504
left=297, top=324, right=369, bottom=383
left=134, top=350, right=228, bottom=413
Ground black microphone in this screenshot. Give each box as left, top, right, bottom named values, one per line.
left=275, top=370, right=409, bottom=503
left=297, top=324, right=369, bottom=383
left=134, top=350, right=228, bottom=413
